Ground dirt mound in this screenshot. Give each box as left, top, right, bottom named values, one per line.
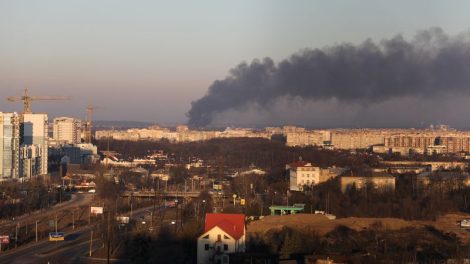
left=248, top=214, right=416, bottom=235
left=247, top=213, right=470, bottom=242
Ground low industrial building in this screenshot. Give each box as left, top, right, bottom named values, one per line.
left=380, top=161, right=468, bottom=172
left=340, top=174, right=396, bottom=193
left=417, top=171, right=470, bottom=191
left=269, top=204, right=305, bottom=215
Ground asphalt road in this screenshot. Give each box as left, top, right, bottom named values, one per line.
left=0, top=193, right=96, bottom=264
left=0, top=205, right=165, bottom=264
left=0, top=193, right=94, bottom=230
left=0, top=225, right=99, bottom=264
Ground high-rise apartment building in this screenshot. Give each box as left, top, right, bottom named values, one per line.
left=0, top=112, right=20, bottom=180
left=53, top=117, right=81, bottom=144
left=21, top=113, right=48, bottom=177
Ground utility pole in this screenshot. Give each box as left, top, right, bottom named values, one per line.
left=15, top=223, right=18, bottom=248
left=55, top=215, right=58, bottom=233
left=107, top=210, right=111, bottom=264
left=152, top=181, right=157, bottom=232
left=35, top=220, right=38, bottom=242
left=221, top=194, right=224, bottom=210
left=130, top=198, right=133, bottom=219
left=89, top=230, right=93, bottom=257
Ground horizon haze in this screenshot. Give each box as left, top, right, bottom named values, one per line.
left=2, top=1, right=470, bottom=128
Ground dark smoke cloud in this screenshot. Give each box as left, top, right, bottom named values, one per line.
left=187, top=28, right=470, bottom=127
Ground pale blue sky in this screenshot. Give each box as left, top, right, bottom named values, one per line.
left=1, top=1, right=470, bottom=123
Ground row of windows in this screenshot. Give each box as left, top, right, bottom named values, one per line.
left=300, top=173, right=315, bottom=177
left=300, top=180, right=315, bottom=184
left=204, top=243, right=229, bottom=251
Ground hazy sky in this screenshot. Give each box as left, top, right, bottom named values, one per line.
left=2, top=1, right=470, bottom=126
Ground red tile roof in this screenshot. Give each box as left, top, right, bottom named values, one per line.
left=204, top=213, right=245, bottom=240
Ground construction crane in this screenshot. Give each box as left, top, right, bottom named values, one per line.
left=7, top=88, right=70, bottom=114
left=84, top=105, right=102, bottom=143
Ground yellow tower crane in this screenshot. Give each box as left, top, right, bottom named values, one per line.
left=7, top=88, right=70, bottom=114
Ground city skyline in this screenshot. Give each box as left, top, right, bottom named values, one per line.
left=2, top=1, right=470, bottom=128
left=3, top=3, right=470, bottom=262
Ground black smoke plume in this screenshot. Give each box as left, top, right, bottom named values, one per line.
left=187, top=28, right=470, bottom=127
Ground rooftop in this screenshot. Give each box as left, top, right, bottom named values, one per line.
left=204, top=213, right=245, bottom=240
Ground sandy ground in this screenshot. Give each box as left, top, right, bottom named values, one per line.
left=247, top=213, right=470, bottom=242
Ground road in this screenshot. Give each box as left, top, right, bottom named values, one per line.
left=0, top=225, right=99, bottom=264
left=0, top=193, right=94, bottom=230
left=0, top=205, right=166, bottom=264
left=0, top=193, right=96, bottom=263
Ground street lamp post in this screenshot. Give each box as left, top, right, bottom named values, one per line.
left=202, top=199, right=206, bottom=222
left=72, top=211, right=75, bottom=230
left=174, top=198, right=179, bottom=233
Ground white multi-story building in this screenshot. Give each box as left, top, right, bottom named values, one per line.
left=21, top=113, right=48, bottom=176
left=0, top=112, right=20, bottom=180
left=197, top=213, right=245, bottom=264
left=288, top=160, right=345, bottom=191
left=53, top=117, right=81, bottom=144
left=288, top=161, right=320, bottom=191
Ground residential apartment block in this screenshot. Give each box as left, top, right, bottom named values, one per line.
left=22, top=113, right=48, bottom=177
left=96, top=126, right=272, bottom=143
left=53, top=117, right=81, bottom=144
left=0, top=112, right=49, bottom=180
left=0, top=112, right=20, bottom=180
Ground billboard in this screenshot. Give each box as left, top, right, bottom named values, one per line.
left=0, top=236, right=9, bottom=244
left=116, top=216, right=130, bottom=224
left=90, top=206, right=103, bottom=214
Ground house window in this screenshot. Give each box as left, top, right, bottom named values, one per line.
left=205, top=244, right=209, bottom=250
left=217, top=234, right=222, bottom=241
left=223, top=235, right=230, bottom=239
left=203, top=234, right=209, bottom=239
left=224, top=244, right=228, bottom=251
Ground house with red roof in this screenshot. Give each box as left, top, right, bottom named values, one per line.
left=197, top=213, right=246, bottom=264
